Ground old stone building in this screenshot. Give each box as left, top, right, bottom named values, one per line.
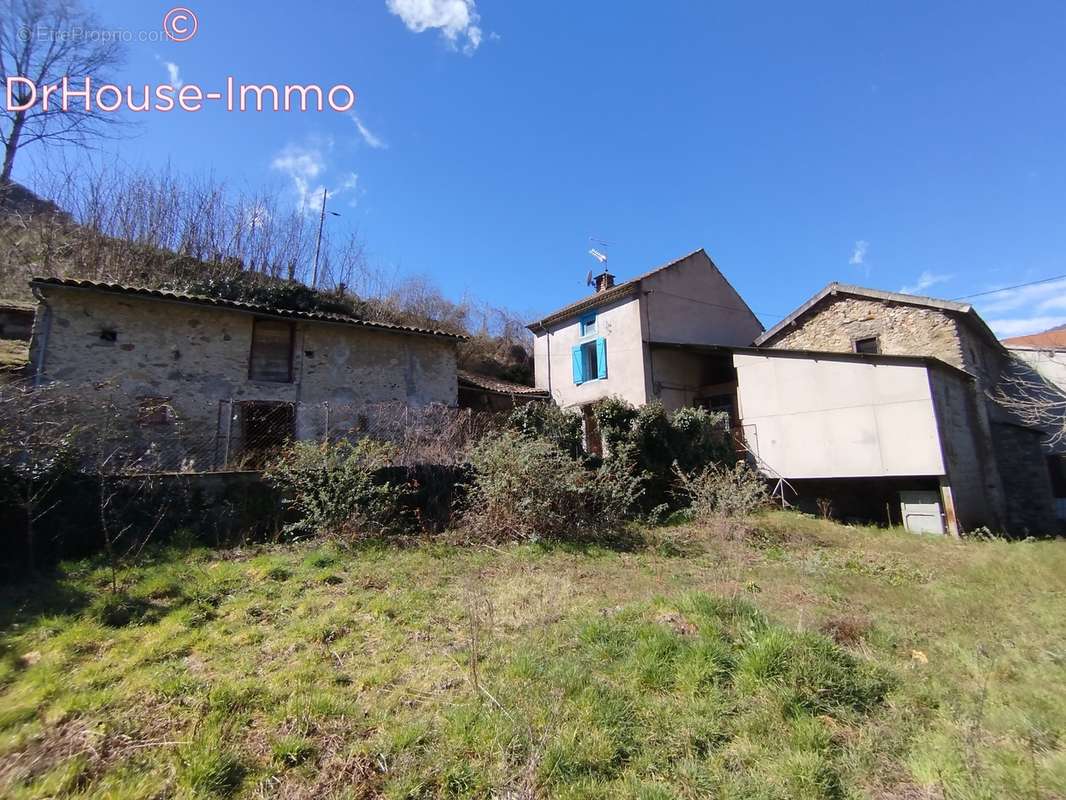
left=755, top=283, right=1056, bottom=533
left=28, top=278, right=462, bottom=468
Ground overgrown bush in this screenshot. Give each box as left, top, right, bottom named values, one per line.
left=463, top=430, right=642, bottom=541
left=674, top=460, right=770, bottom=521
left=506, top=402, right=584, bottom=458
left=593, top=399, right=736, bottom=512
left=265, top=439, right=408, bottom=539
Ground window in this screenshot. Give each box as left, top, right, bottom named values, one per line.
left=571, top=337, right=607, bottom=384
left=854, top=336, right=880, bottom=355
left=249, top=319, right=294, bottom=382
left=579, top=312, right=597, bottom=337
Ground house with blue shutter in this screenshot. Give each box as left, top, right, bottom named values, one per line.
left=527, top=248, right=763, bottom=449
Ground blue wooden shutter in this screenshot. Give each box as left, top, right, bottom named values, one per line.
left=596, top=337, right=607, bottom=379
left=572, top=344, right=584, bottom=384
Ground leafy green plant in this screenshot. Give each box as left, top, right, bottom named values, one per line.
left=265, top=439, right=408, bottom=539
left=674, top=460, right=770, bottom=521
left=463, top=430, right=642, bottom=541
left=593, top=399, right=736, bottom=512
left=506, top=402, right=584, bottom=458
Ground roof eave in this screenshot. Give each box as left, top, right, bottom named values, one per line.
left=30, top=278, right=467, bottom=342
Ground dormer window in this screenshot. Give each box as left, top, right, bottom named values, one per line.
left=579, top=312, right=597, bottom=337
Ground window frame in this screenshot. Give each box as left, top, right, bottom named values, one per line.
left=248, top=318, right=296, bottom=383
left=579, top=312, right=597, bottom=338
left=572, top=336, right=607, bottom=384
left=853, top=336, right=880, bottom=355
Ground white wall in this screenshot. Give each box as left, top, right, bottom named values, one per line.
left=533, top=294, right=647, bottom=408
left=734, top=352, right=946, bottom=479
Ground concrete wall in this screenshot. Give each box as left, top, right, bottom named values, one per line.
left=927, top=367, right=999, bottom=531
left=640, top=251, right=763, bottom=347
left=32, top=286, right=458, bottom=448
left=532, top=292, right=648, bottom=409
left=1008, top=347, right=1066, bottom=392
left=733, top=352, right=946, bottom=479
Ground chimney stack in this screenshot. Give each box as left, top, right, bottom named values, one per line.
left=594, top=271, right=616, bottom=293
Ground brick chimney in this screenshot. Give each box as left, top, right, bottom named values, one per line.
left=594, top=271, right=616, bottom=293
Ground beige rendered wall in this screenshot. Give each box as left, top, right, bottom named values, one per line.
left=733, top=352, right=946, bottom=479
left=640, top=251, right=764, bottom=348
left=532, top=293, right=647, bottom=409
left=32, top=287, right=458, bottom=440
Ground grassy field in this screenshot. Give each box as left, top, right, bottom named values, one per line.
left=0, top=512, right=1064, bottom=799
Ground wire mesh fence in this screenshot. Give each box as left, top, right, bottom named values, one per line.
left=0, top=381, right=506, bottom=476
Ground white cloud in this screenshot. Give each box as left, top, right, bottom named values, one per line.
left=270, top=140, right=360, bottom=214
left=351, top=114, right=387, bottom=149
left=271, top=142, right=327, bottom=213
left=154, top=55, right=183, bottom=88
left=386, top=0, right=483, bottom=54
left=970, top=276, right=1066, bottom=339
left=900, top=270, right=951, bottom=295
left=849, top=240, right=868, bottom=266
left=987, top=315, right=1066, bottom=339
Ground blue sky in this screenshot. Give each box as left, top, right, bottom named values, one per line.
left=14, top=1, right=1066, bottom=336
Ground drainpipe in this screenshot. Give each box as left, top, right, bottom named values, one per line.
left=29, top=286, right=51, bottom=388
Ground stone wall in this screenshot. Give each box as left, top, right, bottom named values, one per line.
left=765, top=296, right=968, bottom=367
left=30, top=287, right=458, bottom=466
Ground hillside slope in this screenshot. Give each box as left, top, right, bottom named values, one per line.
left=0, top=513, right=1063, bottom=798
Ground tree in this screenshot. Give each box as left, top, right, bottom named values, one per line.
left=993, top=357, right=1066, bottom=444
left=0, top=0, right=126, bottom=183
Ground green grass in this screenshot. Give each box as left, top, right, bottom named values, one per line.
left=0, top=512, right=1064, bottom=798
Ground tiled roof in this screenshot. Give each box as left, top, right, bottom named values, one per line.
left=527, top=248, right=706, bottom=330
left=30, top=277, right=466, bottom=341
left=754, top=282, right=1001, bottom=349
left=457, top=369, right=547, bottom=396
left=1002, top=324, right=1066, bottom=349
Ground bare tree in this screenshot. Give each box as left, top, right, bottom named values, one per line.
left=0, top=0, right=126, bottom=183
left=993, top=356, right=1066, bottom=444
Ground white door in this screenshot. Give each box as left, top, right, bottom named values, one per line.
left=899, top=491, right=944, bottom=535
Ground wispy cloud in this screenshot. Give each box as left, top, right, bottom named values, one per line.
left=971, top=276, right=1066, bottom=338
left=848, top=240, right=869, bottom=267
left=351, top=114, right=387, bottom=149
left=900, top=270, right=951, bottom=295
left=270, top=139, right=360, bottom=214
left=386, top=0, right=483, bottom=54
left=154, top=55, right=183, bottom=88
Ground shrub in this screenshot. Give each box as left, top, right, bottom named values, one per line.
left=265, top=439, right=407, bottom=539
left=593, top=399, right=736, bottom=512
left=463, top=430, right=642, bottom=541
left=674, top=460, right=770, bottom=521
left=506, top=402, right=584, bottom=458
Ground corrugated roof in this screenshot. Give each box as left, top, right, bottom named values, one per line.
left=30, top=277, right=466, bottom=341
left=457, top=370, right=548, bottom=396
left=1002, top=324, right=1066, bottom=350
left=527, top=248, right=706, bottom=330
left=754, top=282, right=1001, bottom=349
